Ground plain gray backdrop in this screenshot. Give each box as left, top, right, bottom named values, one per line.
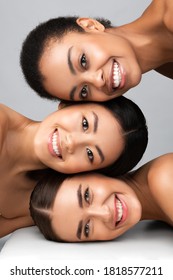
left=0, top=0, right=172, bottom=169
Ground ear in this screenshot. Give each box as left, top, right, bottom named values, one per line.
left=58, top=101, right=67, bottom=110
left=58, top=101, right=73, bottom=110
left=76, top=18, right=105, bottom=32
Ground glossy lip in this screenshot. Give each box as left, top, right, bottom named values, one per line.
left=118, top=62, right=126, bottom=89
left=114, top=194, right=128, bottom=227
left=48, top=128, right=63, bottom=160
left=117, top=194, right=128, bottom=225
left=108, top=59, right=126, bottom=94
left=114, top=195, right=117, bottom=225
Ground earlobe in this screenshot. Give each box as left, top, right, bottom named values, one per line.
left=58, top=101, right=73, bottom=110
left=76, top=18, right=105, bottom=32
left=58, top=102, right=67, bottom=110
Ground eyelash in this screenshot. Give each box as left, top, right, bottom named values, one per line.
left=80, top=54, right=88, bottom=100
left=80, top=85, right=88, bottom=100
left=86, top=148, right=94, bottom=163
left=82, top=117, right=94, bottom=163
left=84, top=221, right=90, bottom=238
left=80, top=53, right=87, bottom=69
left=84, top=188, right=91, bottom=238
left=82, top=117, right=89, bottom=131
left=84, top=187, right=90, bottom=204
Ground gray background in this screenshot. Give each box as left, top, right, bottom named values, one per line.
left=1, top=0, right=172, bottom=169
left=0, top=0, right=173, bottom=259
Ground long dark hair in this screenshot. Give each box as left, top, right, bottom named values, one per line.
left=99, top=97, right=148, bottom=177
left=30, top=169, right=68, bottom=241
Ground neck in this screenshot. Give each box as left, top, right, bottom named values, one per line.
left=124, top=173, right=165, bottom=222
left=108, top=5, right=173, bottom=72
left=5, top=119, right=46, bottom=174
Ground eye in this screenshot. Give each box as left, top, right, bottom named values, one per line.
left=80, top=53, right=87, bottom=69
left=84, top=187, right=90, bottom=204
left=80, top=85, right=88, bottom=100
left=86, top=148, right=94, bottom=163
left=84, top=221, right=90, bottom=238
left=82, top=117, right=89, bottom=131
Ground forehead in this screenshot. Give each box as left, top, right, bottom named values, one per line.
left=49, top=32, right=90, bottom=47
left=53, top=173, right=104, bottom=210
left=58, top=102, right=115, bottom=120
left=51, top=175, right=88, bottom=241
left=51, top=174, right=106, bottom=241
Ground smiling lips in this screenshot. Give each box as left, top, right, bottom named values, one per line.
left=49, top=128, right=62, bottom=159
left=110, top=60, right=125, bottom=92
left=112, top=61, right=122, bottom=88
left=114, top=195, right=123, bottom=226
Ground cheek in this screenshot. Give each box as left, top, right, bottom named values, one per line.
left=61, top=152, right=89, bottom=173
left=91, top=46, right=109, bottom=65
left=59, top=111, right=79, bottom=129
left=93, top=223, right=114, bottom=241
left=94, top=186, right=112, bottom=203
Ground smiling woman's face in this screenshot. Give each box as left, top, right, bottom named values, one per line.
left=34, top=103, right=124, bottom=173
left=39, top=18, right=142, bottom=101
left=51, top=173, right=142, bottom=242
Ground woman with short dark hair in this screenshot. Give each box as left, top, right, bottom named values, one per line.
left=20, top=0, right=173, bottom=102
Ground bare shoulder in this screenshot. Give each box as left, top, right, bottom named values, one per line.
left=146, top=0, right=173, bottom=32
left=0, top=104, right=10, bottom=149
left=0, top=215, right=34, bottom=238
left=0, top=103, right=10, bottom=120
left=148, top=153, right=173, bottom=222
left=148, top=153, right=173, bottom=187
left=0, top=103, right=28, bottom=130
left=0, top=103, right=16, bottom=126
left=163, top=0, right=173, bottom=32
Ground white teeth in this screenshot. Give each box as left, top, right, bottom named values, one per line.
left=116, top=198, right=123, bottom=223
left=52, top=131, right=61, bottom=157
left=112, top=62, right=122, bottom=88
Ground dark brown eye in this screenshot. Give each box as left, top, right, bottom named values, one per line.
left=84, top=187, right=90, bottom=204
left=84, top=221, right=90, bottom=238
left=81, top=53, right=87, bottom=69
left=86, top=148, right=94, bottom=163
left=80, top=85, right=88, bottom=99
left=82, top=117, right=88, bottom=131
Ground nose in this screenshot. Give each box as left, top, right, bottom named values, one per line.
left=64, top=134, right=75, bottom=154
left=87, top=205, right=112, bottom=223
left=84, top=69, right=105, bottom=88
left=64, top=133, right=85, bottom=154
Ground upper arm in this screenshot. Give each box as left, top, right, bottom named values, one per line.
left=148, top=154, right=173, bottom=221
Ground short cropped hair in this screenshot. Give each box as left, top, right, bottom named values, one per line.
left=20, top=16, right=113, bottom=100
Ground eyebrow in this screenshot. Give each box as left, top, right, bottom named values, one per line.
left=92, top=111, right=105, bottom=163
left=76, top=184, right=83, bottom=240
left=92, top=111, right=98, bottom=133
left=77, top=184, right=83, bottom=208
left=95, top=145, right=105, bottom=163
left=68, top=46, right=77, bottom=101
left=77, top=220, right=83, bottom=240
left=68, top=46, right=76, bottom=75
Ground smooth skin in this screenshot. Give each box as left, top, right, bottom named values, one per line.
left=0, top=102, right=123, bottom=237
left=52, top=153, right=173, bottom=242
left=40, top=0, right=173, bottom=101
